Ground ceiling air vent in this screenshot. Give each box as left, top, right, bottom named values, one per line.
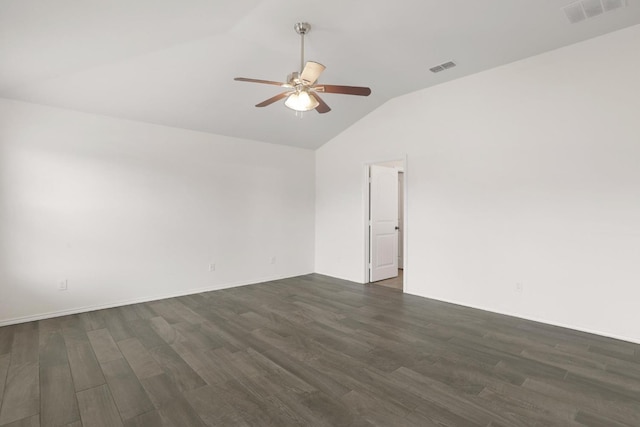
left=563, top=0, right=626, bottom=24
left=430, top=61, right=457, bottom=73
left=602, top=0, right=626, bottom=11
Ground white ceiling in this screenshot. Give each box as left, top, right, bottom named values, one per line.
left=2, top=0, right=639, bottom=149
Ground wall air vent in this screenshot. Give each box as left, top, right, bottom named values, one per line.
left=563, top=0, right=626, bottom=24
left=430, top=61, right=457, bottom=73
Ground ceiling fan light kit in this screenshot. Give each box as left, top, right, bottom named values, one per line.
left=285, top=90, right=319, bottom=111
left=234, top=22, right=371, bottom=115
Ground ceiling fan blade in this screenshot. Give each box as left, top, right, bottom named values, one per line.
left=300, top=61, right=326, bottom=85
left=311, top=93, right=331, bottom=114
left=314, top=84, right=371, bottom=96
left=255, top=91, right=292, bottom=107
left=235, top=77, right=290, bottom=87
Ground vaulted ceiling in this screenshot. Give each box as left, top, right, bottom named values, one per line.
left=2, top=0, right=639, bottom=149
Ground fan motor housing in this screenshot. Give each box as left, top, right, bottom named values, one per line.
left=287, top=72, right=307, bottom=88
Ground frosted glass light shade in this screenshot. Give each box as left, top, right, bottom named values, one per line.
left=285, top=90, right=319, bottom=111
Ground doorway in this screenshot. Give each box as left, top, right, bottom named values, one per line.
left=365, top=159, right=406, bottom=291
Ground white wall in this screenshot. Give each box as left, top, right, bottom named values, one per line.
left=315, top=24, right=640, bottom=343
left=0, top=99, right=315, bottom=325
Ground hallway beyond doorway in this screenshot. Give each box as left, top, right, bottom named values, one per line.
left=372, top=268, right=403, bottom=291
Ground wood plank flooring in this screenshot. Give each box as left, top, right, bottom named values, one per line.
left=1, top=273, right=639, bottom=426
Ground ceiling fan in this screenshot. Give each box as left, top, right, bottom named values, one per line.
left=234, top=22, right=371, bottom=114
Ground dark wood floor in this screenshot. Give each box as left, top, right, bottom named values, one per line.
left=1, top=274, right=639, bottom=426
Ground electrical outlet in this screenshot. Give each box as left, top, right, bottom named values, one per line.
left=516, top=282, right=523, bottom=293
left=271, top=256, right=277, bottom=265
left=209, top=263, right=216, bottom=272
left=58, top=279, right=68, bottom=291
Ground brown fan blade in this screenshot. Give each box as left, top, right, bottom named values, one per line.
left=313, top=84, right=371, bottom=96
left=311, top=93, right=331, bottom=114
left=235, top=77, right=290, bottom=87
left=300, top=61, right=326, bottom=85
left=255, top=91, right=292, bottom=107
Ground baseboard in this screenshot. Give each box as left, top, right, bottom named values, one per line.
left=313, top=269, right=364, bottom=285
left=403, top=291, right=640, bottom=345
left=7, top=273, right=637, bottom=346
left=0, top=271, right=313, bottom=327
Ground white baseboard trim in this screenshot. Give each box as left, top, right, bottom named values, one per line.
left=0, top=271, right=313, bottom=327
left=403, top=290, right=640, bottom=345
left=7, top=273, right=637, bottom=346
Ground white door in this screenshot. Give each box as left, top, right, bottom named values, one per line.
left=370, top=165, right=399, bottom=282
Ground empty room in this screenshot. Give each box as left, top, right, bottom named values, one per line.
left=1, top=1, right=640, bottom=426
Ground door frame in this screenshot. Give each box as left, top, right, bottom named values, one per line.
left=363, top=156, right=408, bottom=290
